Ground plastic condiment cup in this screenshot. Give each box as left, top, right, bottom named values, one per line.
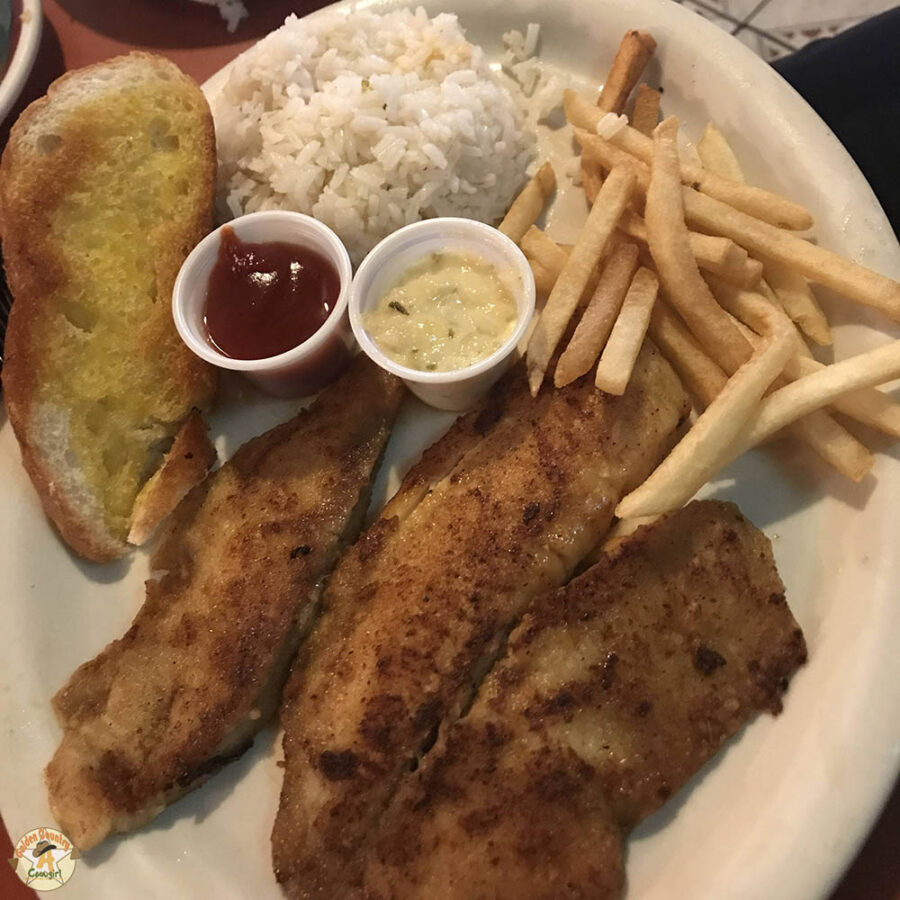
left=349, top=218, right=536, bottom=411
left=172, top=210, right=354, bottom=398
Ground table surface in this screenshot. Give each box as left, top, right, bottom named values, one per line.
left=0, top=1, right=897, bottom=898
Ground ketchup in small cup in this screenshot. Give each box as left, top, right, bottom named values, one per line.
left=172, top=211, right=354, bottom=398
left=205, top=228, right=340, bottom=361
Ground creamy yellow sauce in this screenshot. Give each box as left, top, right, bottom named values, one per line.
left=363, top=251, right=518, bottom=372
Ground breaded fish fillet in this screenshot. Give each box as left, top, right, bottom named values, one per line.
left=46, top=357, right=404, bottom=850
left=355, top=501, right=807, bottom=900
left=272, top=344, right=690, bottom=898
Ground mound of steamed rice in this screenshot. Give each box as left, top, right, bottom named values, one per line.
left=212, top=7, right=535, bottom=263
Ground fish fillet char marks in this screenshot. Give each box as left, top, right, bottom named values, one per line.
left=272, top=344, right=690, bottom=898
left=354, top=501, right=808, bottom=900
left=45, top=357, right=404, bottom=851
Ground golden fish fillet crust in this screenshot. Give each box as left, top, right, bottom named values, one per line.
left=46, top=357, right=404, bottom=850
left=272, top=345, right=690, bottom=898
left=354, top=500, right=807, bottom=900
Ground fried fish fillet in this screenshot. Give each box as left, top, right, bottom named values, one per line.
left=355, top=500, right=807, bottom=900
left=272, top=344, right=690, bottom=898
left=46, top=357, right=404, bottom=850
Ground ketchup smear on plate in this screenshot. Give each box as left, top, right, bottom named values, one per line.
left=204, top=226, right=340, bottom=360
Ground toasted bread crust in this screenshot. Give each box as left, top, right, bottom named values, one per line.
left=9, top=425, right=126, bottom=562
left=0, top=52, right=218, bottom=561
left=127, top=410, right=217, bottom=546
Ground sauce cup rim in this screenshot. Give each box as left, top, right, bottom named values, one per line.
left=348, top=218, right=535, bottom=385
left=172, top=210, right=353, bottom=373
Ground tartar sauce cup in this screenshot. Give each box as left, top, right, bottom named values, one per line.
left=172, top=210, right=354, bottom=398
left=349, top=218, right=536, bottom=411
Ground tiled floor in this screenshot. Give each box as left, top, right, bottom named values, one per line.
left=673, top=0, right=897, bottom=61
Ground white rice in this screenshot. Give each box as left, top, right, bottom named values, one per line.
left=500, top=24, right=565, bottom=126
left=596, top=112, right=629, bottom=140
left=212, top=7, right=536, bottom=263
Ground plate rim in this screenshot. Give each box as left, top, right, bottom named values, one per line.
left=0, top=0, right=42, bottom=124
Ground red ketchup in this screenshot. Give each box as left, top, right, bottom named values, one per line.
left=203, top=227, right=340, bottom=360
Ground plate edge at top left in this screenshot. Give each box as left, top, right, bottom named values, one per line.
left=0, top=0, right=42, bottom=125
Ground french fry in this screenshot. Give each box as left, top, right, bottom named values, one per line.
left=714, top=296, right=875, bottom=476
left=555, top=242, right=639, bottom=387
left=731, top=313, right=884, bottom=474
left=526, top=221, right=646, bottom=279
left=697, top=122, right=745, bottom=183
left=644, top=116, right=753, bottom=373
left=616, top=208, right=649, bottom=243
left=729, top=305, right=875, bottom=477
left=621, top=330, right=888, bottom=509
left=566, top=90, right=813, bottom=230
left=780, top=402, right=874, bottom=480
left=758, top=279, right=779, bottom=304
left=713, top=283, right=872, bottom=481
left=585, top=29, right=634, bottom=213
left=632, top=84, right=661, bottom=137
left=619, top=209, right=759, bottom=286
left=711, top=278, right=900, bottom=438
left=526, top=165, right=635, bottom=395
left=588, top=127, right=861, bottom=464
left=616, top=303, right=797, bottom=518
left=693, top=123, right=831, bottom=341
left=713, top=283, right=873, bottom=478
left=727, top=302, right=776, bottom=343
left=598, top=514, right=662, bottom=559
left=647, top=298, right=727, bottom=407
left=790, top=355, right=900, bottom=439
left=620, top=121, right=812, bottom=229
left=706, top=253, right=762, bottom=289
left=681, top=190, right=900, bottom=319
left=620, top=209, right=735, bottom=264
left=581, top=157, right=605, bottom=205
left=522, top=228, right=604, bottom=311
left=529, top=258, right=558, bottom=295
left=598, top=30, right=657, bottom=114
left=646, top=132, right=871, bottom=482
left=730, top=256, right=764, bottom=288
left=605, top=514, right=661, bottom=543
left=579, top=511, right=663, bottom=568
left=594, top=266, right=659, bottom=394
left=521, top=225, right=569, bottom=274
left=763, top=258, right=832, bottom=346
left=735, top=340, right=900, bottom=458
left=705, top=275, right=805, bottom=352
left=575, top=129, right=900, bottom=319
left=576, top=125, right=650, bottom=170
left=498, top=162, right=556, bottom=243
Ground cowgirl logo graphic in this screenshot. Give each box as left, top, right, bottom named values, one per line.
left=9, top=826, right=78, bottom=891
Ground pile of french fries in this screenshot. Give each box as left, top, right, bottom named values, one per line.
left=498, top=28, right=900, bottom=520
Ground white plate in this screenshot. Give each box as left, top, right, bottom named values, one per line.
left=1, top=1, right=899, bottom=898
left=0, top=0, right=41, bottom=124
